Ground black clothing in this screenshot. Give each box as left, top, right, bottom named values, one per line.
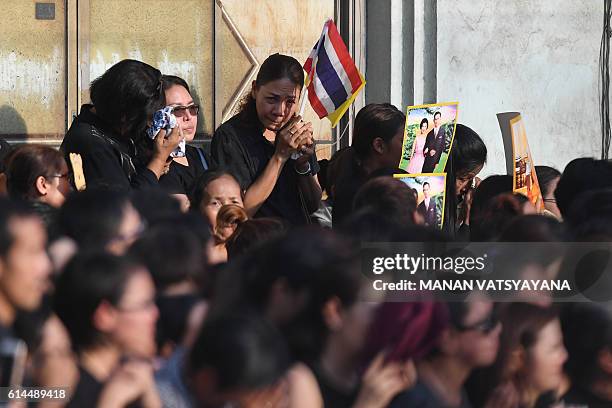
left=61, top=105, right=158, bottom=190
left=422, top=126, right=446, bottom=173
left=211, top=112, right=319, bottom=225
left=563, top=385, right=611, bottom=408
left=311, top=363, right=358, bottom=408
left=389, top=380, right=473, bottom=408
left=417, top=197, right=438, bottom=227
left=331, top=153, right=368, bottom=228
left=66, top=366, right=103, bottom=408
left=159, top=145, right=209, bottom=196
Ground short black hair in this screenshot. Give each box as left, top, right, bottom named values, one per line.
left=0, top=197, right=35, bottom=257
left=129, top=225, right=205, bottom=290
left=534, top=166, right=561, bottom=197
left=161, top=75, right=190, bottom=94
left=188, top=314, right=290, bottom=391
left=54, top=252, right=142, bottom=352
left=422, top=182, right=430, bottom=188
left=420, top=118, right=429, bottom=128
left=90, top=59, right=164, bottom=140
left=57, top=188, right=133, bottom=251
left=433, top=111, right=442, bottom=119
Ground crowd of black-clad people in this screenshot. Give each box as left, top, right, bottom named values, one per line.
left=0, top=54, right=611, bottom=408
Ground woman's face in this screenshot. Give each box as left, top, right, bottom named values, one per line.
left=112, top=268, right=158, bottom=358
left=43, top=162, right=72, bottom=208
left=526, top=318, right=567, bottom=394
left=421, top=122, right=428, bottom=134
left=252, top=78, right=301, bottom=132
left=543, top=176, right=561, bottom=218
left=200, top=176, right=243, bottom=230
left=382, top=127, right=405, bottom=169
left=456, top=165, right=484, bottom=196
left=454, top=298, right=501, bottom=367
left=165, top=84, right=198, bottom=141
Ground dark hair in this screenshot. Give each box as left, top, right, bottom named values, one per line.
left=129, top=225, right=205, bottom=290
left=6, top=145, right=66, bottom=201
left=433, top=111, right=442, bottom=119
left=555, top=158, right=612, bottom=219
left=351, top=104, right=406, bottom=160
left=57, top=188, right=133, bottom=250
left=499, top=215, right=566, bottom=242
left=488, top=304, right=559, bottom=398
left=534, top=166, right=561, bottom=197
left=0, top=197, right=35, bottom=257
left=565, top=188, right=612, bottom=240
left=470, top=193, right=525, bottom=241
left=131, top=189, right=182, bottom=225
left=192, top=170, right=241, bottom=212
left=445, top=124, right=487, bottom=234
left=0, top=139, right=14, bottom=174
left=225, top=218, right=287, bottom=260
left=188, top=314, right=290, bottom=393
left=54, top=252, right=142, bottom=352
left=90, top=59, right=164, bottom=140
left=353, top=176, right=417, bottom=228
left=238, top=54, right=304, bottom=118
left=562, top=303, right=612, bottom=388
left=422, top=181, right=430, bottom=188
left=471, top=303, right=559, bottom=407
left=212, top=227, right=361, bottom=363
left=161, top=75, right=190, bottom=94
left=420, top=118, right=429, bottom=128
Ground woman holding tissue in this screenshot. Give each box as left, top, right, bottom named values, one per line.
left=211, top=53, right=322, bottom=225
left=159, top=75, right=210, bottom=210
left=61, top=59, right=181, bottom=191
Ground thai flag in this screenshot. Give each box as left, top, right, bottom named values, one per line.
left=303, top=20, right=365, bottom=128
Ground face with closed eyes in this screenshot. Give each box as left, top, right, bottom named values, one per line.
left=199, top=175, right=243, bottom=231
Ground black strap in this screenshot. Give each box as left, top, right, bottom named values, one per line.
left=195, top=147, right=209, bottom=171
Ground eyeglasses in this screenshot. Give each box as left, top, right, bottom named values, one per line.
left=543, top=198, right=556, bottom=203
left=50, top=173, right=69, bottom=179
left=172, top=104, right=199, bottom=117
left=116, top=298, right=157, bottom=314
left=456, top=312, right=499, bottom=334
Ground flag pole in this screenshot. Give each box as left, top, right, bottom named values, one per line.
left=298, top=19, right=330, bottom=116
left=292, top=20, right=330, bottom=160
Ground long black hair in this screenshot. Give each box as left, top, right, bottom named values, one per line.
left=444, top=124, right=487, bottom=236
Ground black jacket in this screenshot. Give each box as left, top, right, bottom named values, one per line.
left=60, top=105, right=158, bottom=190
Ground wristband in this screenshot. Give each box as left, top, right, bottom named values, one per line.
left=294, top=162, right=312, bottom=175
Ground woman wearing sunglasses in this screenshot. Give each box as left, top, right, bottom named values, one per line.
left=159, top=75, right=210, bottom=210
left=387, top=294, right=501, bottom=408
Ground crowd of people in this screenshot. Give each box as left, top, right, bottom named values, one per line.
left=0, top=53, right=610, bottom=408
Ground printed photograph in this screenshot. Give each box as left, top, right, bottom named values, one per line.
left=399, top=102, right=459, bottom=174
left=394, top=173, right=447, bottom=229
left=510, top=115, right=544, bottom=211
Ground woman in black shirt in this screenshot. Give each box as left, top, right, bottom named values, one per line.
left=211, top=53, right=322, bottom=225
left=61, top=59, right=181, bottom=191
left=159, top=75, right=209, bottom=210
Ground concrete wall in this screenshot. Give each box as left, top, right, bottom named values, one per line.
left=436, top=1, right=603, bottom=176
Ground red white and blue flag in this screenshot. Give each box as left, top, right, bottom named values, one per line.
left=303, top=20, right=365, bottom=128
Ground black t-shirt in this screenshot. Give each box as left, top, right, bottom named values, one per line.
left=159, top=145, right=209, bottom=196
left=61, top=104, right=158, bottom=190
left=331, top=156, right=368, bottom=228
left=211, top=112, right=319, bottom=226
left=389, top=380, right=473, bottom=408
left=67, top=366, right=143, bottom=408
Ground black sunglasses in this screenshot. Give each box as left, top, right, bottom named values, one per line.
left=456, top=311, right=499, bottom=334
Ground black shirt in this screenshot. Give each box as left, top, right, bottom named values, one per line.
left=159, top=145, right=209, bottom=196
left=61, top=105, right=158, bottom=190
left=330, top=150, right=368, bottom=228
left=211, top=112, right=319, bottom=225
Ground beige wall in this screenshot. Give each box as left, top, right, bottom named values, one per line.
left=0, top=0, right=66, bottom=142
left=1, top=0, right=337, bottom=157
